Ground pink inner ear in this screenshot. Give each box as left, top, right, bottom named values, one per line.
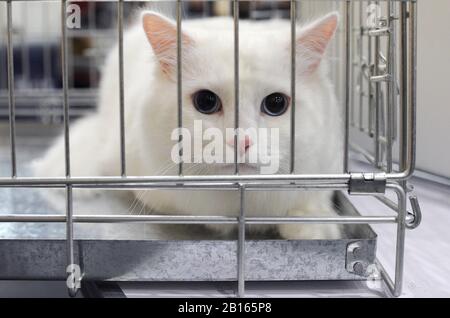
left=142, top=13, right=193, bottom=78
left=296, top=14, right=338, bottom=73
left=143, top=15, right=176, bottom=55
left=298, top=14, right=338, bottom=54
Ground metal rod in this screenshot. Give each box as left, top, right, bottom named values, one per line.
left=392, top=183, right=407, bottom=297
left=6, top=0, right=17, bottom=177
left=386, top=0, right=417, bottom=181
left=61, top=0, right=70, bottom=177
left=0, top=174, right=352, bottom=186
left=366, top=1, right=375, bottom=137
left=343, top=0, right=351, bottom=173
left=386, top=0, right=395, bottom=172
left=0, top=214, right=398, bottom=225
left=118, top=0, right=126, bottom=176
left=66, top=185, right=77, bottom=297
left=290, top=0, right=296, bottom=174
left=350, top=1, right=355, bottom=127
left=176, top=0, right=183, bottom=176
left=358, top=1, right=364, bottom=131
left=0, top=169, right=420, bottom=185
left=61, top=0, right=77, bottom=297
left=407, top=0, right=417, bottom=178
left=374, top=3, right=381, bottom=168
left=399, top=0, right=408, bottom=181
left=237, top=185, right=245, bottom=297
left=233, top=0, right=239, bottom=175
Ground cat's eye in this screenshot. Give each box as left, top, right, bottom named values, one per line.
left=261, top=93, right=289, bottom=116
left=192, top=90, right=222, bottom=114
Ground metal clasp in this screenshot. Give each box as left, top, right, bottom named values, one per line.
left=349, top=172, right=387, bottom=195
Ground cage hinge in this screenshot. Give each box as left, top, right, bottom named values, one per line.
left=348, top=172, right=386, bottom=195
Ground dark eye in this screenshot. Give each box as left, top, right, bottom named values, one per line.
left=192, top=90, right=222, bottom=114
left=261, top=92, right=289, bottom=116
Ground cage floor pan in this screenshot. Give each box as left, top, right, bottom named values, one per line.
left=0, top=191, right=377, bottom=282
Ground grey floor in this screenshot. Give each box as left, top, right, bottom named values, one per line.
left=0, top=123, right=449, bottom=297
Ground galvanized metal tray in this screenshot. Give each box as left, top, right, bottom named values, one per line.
left=0, top=188, right=377, bottom=282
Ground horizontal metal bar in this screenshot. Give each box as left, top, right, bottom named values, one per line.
left=370, top=74, right=391, bottom=82
left=0, top=0, right=415, bottom=2
left=368, top=27, right=390, bottom=37
left=0, top=174, right=351, bottom=187
left=0, top=214, right=398, bottom=225
left=0, top=173, right=414, bottom=187
left=1, top=183, right=351, bottom=193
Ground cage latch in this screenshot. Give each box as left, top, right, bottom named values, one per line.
left=349, top=172, right=386, bottom=195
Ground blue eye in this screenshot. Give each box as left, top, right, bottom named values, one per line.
left=261, top=92, right=289, bottom=116
left=192, top=90, right=222, bottom=114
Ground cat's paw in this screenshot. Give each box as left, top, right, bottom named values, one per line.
left=277, top=223, right=342, bottom=240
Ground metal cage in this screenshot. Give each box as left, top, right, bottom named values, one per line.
left=0, top=0, right=420, bottom=298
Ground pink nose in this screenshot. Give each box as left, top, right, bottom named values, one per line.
left=227, top=135, right=253, bottom=155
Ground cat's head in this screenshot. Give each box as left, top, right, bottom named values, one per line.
left=140, top=11, right=341, bottom=175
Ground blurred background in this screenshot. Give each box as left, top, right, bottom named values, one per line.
left=0, top=0, right=448, bottom=180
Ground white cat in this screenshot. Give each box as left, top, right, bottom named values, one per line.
left=34, top=11, right=344, bottom=239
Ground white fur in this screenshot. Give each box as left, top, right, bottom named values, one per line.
left=34, top=12, right=344, bottom=239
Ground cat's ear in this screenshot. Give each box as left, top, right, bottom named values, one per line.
left=142, top=12, right=193, bottom=79
left=296, top=12, right=339, bottom=75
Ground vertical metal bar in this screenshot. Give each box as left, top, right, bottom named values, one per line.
left=177, top=0, right=183, bottom=176
left=237, top=185, right=245, bottom=297
left=386, top=0, right=395, bottom=172
left=61, top=0, right=76, bottom=297
left=408, top=0, right=417, bottom=176
left=118, top=0, right=126, bottom=176
left=66, top=184, right=77, bottom=297
left=343, top=0, right=351, bottom=173
left=349, top=1, right=355, bottom=127
left=233, top=0, right=239, bottom=175
left=6, top=0, right=17, bottom=177
left=392, top=184, right=407, bottom=297
left=360, top=0, right=366, bottom=133
left=290, top=0, right=296, bottom=174
left=363, top=2, right=374, bottom=137
left=399, top=0, right=408, bottom=183
left=61, top=0, right=70, bottom=176
left=374, top=1, right=381, bottom=168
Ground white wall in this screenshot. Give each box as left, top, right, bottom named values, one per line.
left=416, top=0, right=450, bottom=177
